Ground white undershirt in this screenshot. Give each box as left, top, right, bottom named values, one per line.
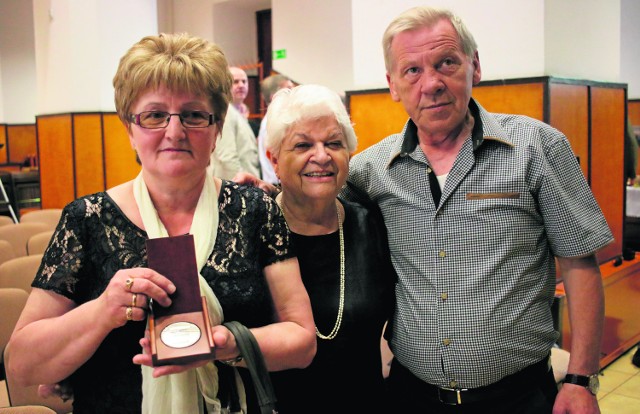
left=436, top=173, right=448, bottom=190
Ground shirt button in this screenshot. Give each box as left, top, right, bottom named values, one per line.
left=443, top=338, right=451, bottom=346
left=440, top=292, right=448, bottom=300
left=427, top=167, right=433, bottom=174
left=449, top=380, right=458, bottom=388
left=438, top=250, right=446, bottom=258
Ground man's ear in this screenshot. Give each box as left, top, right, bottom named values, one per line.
left=387, top=73, right=400, bottom=102
left=471, top=51, right=482, bottom=86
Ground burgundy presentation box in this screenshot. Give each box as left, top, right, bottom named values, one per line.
left=146, top=234, right=215, bottom=366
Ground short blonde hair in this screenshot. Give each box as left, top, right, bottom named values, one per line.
left=265, top=84, right=357, bottom=156
left=382, top=6, right=477, bottom=72
left=113, top=33, right=232, bottom=126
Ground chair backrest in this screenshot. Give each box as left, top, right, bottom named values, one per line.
left=0, top=215, right=16, bottom=227
left=18, top=209, right=62, bottom=231
left=0, top=223, right=50, bottom=257
left=0, top=288, right=28, bottom=365
left=4, top=346, right=74, bottom=414
left=0, top=255, right=44, bottom=293
left=0, top=239, right=16, bottom=266
left=26, top=231, right=54, bottom=256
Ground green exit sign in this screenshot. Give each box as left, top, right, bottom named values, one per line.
left=273, top=49, right=287, bottom=60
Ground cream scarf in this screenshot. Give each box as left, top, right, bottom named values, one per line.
left=134, top=172, right=224, bottom=414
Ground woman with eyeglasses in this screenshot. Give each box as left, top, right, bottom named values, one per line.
left=6, top=33, right=316, bottom=414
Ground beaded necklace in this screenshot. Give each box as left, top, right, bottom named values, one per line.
left=278, top=198, right=345, bottom=340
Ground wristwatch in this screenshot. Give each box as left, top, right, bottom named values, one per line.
left=563, top=373, right=600, bottom=395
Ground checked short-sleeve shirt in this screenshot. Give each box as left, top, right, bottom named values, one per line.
left=345, top=98, right=613, bottom=389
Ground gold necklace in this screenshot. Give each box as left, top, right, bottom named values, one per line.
left=277, top=198, right=345, bottom=340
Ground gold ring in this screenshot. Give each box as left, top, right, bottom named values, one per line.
left=124, top=277, right=134, bottom=292
left=126, top=306, right=133, bottom=321
left=131, top=293, right=137, bottom=308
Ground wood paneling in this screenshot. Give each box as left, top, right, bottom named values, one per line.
left=472, top=82, right=544, bottom=121
left=7, top=124, right=36, bottom=164
left=347, top=90, right=406, bottom=155
left=102, top=114, right=140, bottom=188
left=73, top=114, right=105, bottom=198
left=550, top=84, right=589, bottom=179
left=590, top=87, right=625, bottom=265
left=556, top=256, right=640, bottom=368
left=37, top=115, right=74, bottom=209
left=0, top=124, right=7, bottom=164
left=629, top=100, right=640, bottom=125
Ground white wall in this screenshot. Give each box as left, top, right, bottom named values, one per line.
left=0, top=0, right=37, bottom=124
left=350, top=0, right=545, bottom=91
left=545, top=0, right=620, bottom=82
left=621, top=0, right=640, bottom=99
left=271, top=0, right=354, bottom=91
left=1, top=0, right=639, bottom=124
left=32, top=0, right=157, bottom=115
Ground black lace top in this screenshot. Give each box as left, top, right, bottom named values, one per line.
left=32, top=181, right=293, bottom=414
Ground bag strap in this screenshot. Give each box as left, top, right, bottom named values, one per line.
left=224, top=321, right=278, bottom=414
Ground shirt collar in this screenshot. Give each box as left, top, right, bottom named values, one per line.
left=387, top=98, right=514, bottom=169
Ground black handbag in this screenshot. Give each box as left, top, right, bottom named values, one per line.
left=222, top=321, right=278, bottom=414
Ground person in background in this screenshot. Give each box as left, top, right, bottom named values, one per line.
left=6, top=33, right=316, bottom=414
left=342, top=6, right=611, bottom=413
left=264, top=84, right=396, bottom=413
left=229, top=66, right=251, bottom=119
left=625, top=117, right=638, bottom=186
left=210, top=101, right=260, bottom=180
left=257, top=74, right=294, bottom=184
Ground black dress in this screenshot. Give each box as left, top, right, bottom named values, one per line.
left=270, top=199, right=397, bottom=413
left=31, top=181, right=293, bottom=414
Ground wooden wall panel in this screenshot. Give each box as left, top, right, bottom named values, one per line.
left=629, top=100, right=640, bottom=177
left=7, top=124, right=36, bottom=164
left=590, top=87, right=625, bottom=264
left=73, top=114, right=105, bottom=197
left=629, top=100, right=640, bottom=125
left=472, top=82, right=544, bottom=121
left=347, top=90, right=407, bottom=155
left=0, top=124, right=7, bottom=164
left=549, top=84, right=590, bottom=179
left=37, top=115, right=74, bottom=209
left=103, top=114, right=140, bottom=188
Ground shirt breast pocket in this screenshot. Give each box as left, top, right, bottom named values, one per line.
left=466, top=192, right=520, bottom=200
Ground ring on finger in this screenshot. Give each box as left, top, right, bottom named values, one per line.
left=131, top=293, right=137, bottom=308
left=124, top=277, right=134, bottom=292
left=125, top=306, right=133, bottom=321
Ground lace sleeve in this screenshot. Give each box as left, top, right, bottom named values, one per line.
left=31, top=193, right=148, bottom=303
left=31, top=198, right=88, bottom=300
left=258, top=189, right=294, bottom=267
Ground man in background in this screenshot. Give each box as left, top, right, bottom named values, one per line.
left=210, top=101, right=259, bottom=180
left=257, top=74, right=294, bottom=184
left=229, top=66, right=251, bottom=119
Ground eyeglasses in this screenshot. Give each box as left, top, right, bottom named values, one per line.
left=130, top=111, right=216, bottom=129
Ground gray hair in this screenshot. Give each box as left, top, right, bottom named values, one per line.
left=261, top=74, right=291, bottom=105
left=382, top=6, right=477, bottom=72
left=265, top=84, right=357, bottom=156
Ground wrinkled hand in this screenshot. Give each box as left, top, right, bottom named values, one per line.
left=553, top=383, right=600, bottom=414
left=232, top=172, right=278, bottom=196
left=38, top=380, right=73, bottom=402
left=133, top=325, right=239, bottom=377
left=99, top=268, right=176, bottom=330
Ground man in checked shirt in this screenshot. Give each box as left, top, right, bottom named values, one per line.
left=344, top=5, right=610, bottom=414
